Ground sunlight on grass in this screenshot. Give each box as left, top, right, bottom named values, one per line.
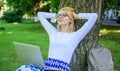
left=100, top=28, right=120, bottom=33
left=114, top=30, right=120, bottom=33
left=0, top=32, right=3, bottom=34
left=13, top=22, right=19, bottom=25
left=7, top=32, right=13, bottom=34
left=99, top=27, right=120, bottom=37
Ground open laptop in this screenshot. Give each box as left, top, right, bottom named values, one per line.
left=13, top=42, right=61, bottom=71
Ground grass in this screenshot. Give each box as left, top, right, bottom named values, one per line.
left=0, top=20, right=120, bottom=71
left=99, top=25, right=120, bottom=71
left=0, top=21, right=49, bottom=71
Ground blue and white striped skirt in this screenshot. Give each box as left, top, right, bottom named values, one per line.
left=44, top=58, right=71, bottom=71
left=16, top=58, right=71, bottom=71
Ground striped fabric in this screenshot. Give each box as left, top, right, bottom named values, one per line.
left=44, top=58, right=71, bottom=71
left=16, top=64, right=42, bottom=71
left=16, top=58, right=71, bottom=71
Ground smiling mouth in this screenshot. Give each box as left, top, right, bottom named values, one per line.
left=59, top=20, right=63, bottom=22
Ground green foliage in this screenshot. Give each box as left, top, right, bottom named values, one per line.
left=103, top=0, right=120, bottom=11
left=6, top=0, right=40, bottom=14
left=4, top=0, right=60, bottom=16
left=2, top=9, right=23, bottom=22
left=49, top=0, right=60, bottom=13
left=0, top=0, right=4, bottom=10
left=39, top=3, right=50, bottom=12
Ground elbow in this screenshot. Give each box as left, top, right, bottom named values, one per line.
left=89, top=13, right=98, bottom=21
left=37, top=12, right=43, bottom=21
left=37, top=12, right=46, bottom=18
left=92, top=13, right=98, bottom=19
left=37, top=12, right=43, bottom=16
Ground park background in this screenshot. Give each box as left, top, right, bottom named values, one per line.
left=0, top=0, right=120, bottom=71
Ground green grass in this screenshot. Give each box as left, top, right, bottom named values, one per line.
left=99, top=26, right=120, bottom=71
left=0, top=21, right=49, bottom=71
left=0, top=20, right=120, bottom=71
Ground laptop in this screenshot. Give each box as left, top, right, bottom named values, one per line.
left=13, top=42, right=61, bottom=71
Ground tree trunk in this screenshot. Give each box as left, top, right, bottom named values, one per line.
left=59, top=0, right=102, bottom=71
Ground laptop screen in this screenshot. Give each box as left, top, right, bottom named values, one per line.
left=13, top=42, right=45, bottom=68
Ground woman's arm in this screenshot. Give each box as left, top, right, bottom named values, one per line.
left=75, top=13, right=98, bottom=42
left=37, top=12, right=57, bottom=36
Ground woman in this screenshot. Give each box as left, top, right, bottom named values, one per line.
left=17, top=7, right=98, bottom=71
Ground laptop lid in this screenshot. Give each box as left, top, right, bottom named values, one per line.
left=13, top=42, right=45, bottom=68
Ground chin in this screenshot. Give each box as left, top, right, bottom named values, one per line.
left=58, top=23, right=64, bottom=25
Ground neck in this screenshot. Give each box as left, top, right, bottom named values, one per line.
left=60, top=24, right=69, bottom=32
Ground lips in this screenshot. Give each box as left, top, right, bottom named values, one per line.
left=58, top=19, right=64, bottom=22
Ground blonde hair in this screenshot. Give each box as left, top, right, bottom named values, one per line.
left=57, top=7, right=78, bottom=32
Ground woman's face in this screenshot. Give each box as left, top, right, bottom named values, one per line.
left=56, top=11, right=72, bottom=25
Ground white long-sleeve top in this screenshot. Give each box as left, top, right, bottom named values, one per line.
left=38, top=12, right=98, bottom=64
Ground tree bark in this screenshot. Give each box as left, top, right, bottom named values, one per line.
left=59, top=0, right=102, bottom=71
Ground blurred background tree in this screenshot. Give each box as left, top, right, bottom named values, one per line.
left=0, top=0, right=4, bottom=10
left=1, top=0, right=60, bottom=22
left=103, top=0, right=120, bottom=11
left=0, top=0, right=119, bottom=22
left=3, top=0, right=41, bottom=22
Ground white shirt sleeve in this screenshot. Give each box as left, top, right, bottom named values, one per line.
left=37, top=12, right=57, bottom=36
left=75, top=13, right=98, bottom=42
